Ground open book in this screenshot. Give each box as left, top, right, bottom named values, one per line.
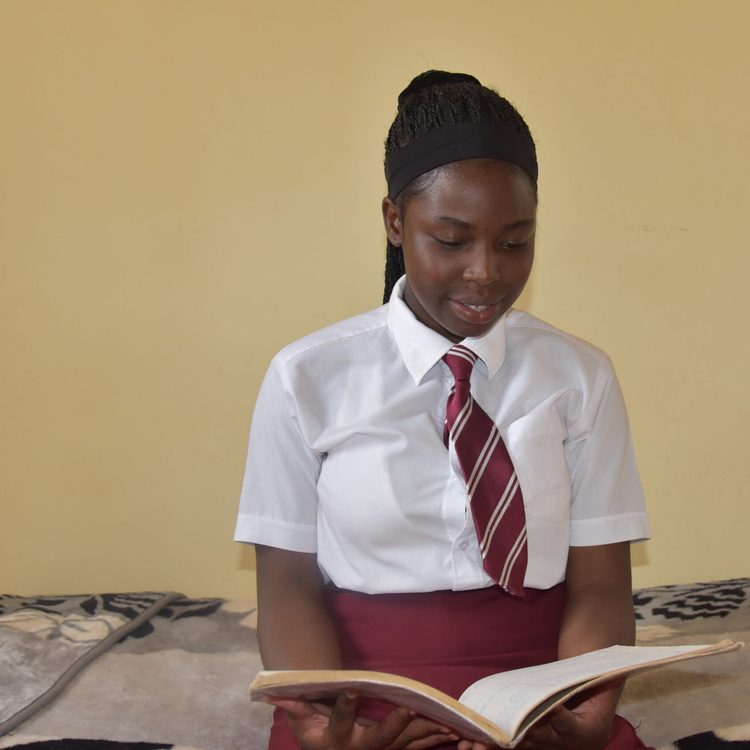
left=251, top=640, right=742, bottom=748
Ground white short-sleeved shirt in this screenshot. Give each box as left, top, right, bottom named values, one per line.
left=234, top=278, right=650, bottom=594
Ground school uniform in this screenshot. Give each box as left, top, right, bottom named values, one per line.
left=235, top=276, right=652, bottom=749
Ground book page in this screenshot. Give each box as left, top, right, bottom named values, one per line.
left=458, top=643, right=729, bottom=740
left=251, top=671, right=511, bottom=746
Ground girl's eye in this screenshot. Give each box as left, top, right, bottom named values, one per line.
left=501, top=240, right=527, bottom=251
left=433, top=237, right=466, bottom=249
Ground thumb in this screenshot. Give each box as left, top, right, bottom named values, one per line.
left=546, top=705, right=579, bottom=736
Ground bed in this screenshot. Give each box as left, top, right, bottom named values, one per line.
left=1, top=578, right=748, bottom=750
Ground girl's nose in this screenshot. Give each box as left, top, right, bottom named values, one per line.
left=463, top=244, right=499, bottom=285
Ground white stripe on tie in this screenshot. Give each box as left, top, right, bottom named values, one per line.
left=479, top=472, right=518, bottom=554
left=499, top=527, right=527, bottom=589
left=466, top=428, right=501, bottom=496
left=451, top=398, right=473, bottom=443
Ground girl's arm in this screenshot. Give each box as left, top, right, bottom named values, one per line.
left=558, top=541, right=635, bottom=657
left=256, top=544, right=342, bottom=669
left=519, top=541, right=634, bottom=750
left=256, top=544, right=458, bottom=750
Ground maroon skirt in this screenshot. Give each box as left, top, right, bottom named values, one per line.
left=269, top=585, right=651, bottom=750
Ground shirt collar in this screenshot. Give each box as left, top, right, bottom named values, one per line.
left=386, top=276, right=507, bottom=384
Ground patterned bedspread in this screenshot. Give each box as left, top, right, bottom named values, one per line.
left=0, top=579, right=747, bottom=750
left=622, top=579, right=749, bottom=748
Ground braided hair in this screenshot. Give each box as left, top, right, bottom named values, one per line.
left=382, top=71, right=537, bottom=303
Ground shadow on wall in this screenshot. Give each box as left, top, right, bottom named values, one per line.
left=237, top=544, right=257, bottom=571
left=632, top=542, right=649, bottom=570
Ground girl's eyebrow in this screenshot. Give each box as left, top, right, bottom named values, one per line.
left=433, top=215, right=536, bottom=230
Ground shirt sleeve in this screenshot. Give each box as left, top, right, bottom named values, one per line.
left=565, top=359, right=651, bottom=546
left=233, top=356, right=322, bottom=552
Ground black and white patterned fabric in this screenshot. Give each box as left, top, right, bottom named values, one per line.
left=634, top=579, right=749, bottom=622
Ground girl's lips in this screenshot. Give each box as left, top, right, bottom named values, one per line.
left=449, top=299, right=502, bottom=325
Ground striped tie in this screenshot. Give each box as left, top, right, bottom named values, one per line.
left=443, top=344, right=528, bottom=597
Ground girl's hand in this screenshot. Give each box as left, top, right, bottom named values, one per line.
left=267, top=691, right=459, bottom=750
left=517, top=681, right=619, bottom=750
left=456, top=741, right=491, bottom=750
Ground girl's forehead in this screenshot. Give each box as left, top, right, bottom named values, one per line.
left=413, top=159, right=537, bottom=217
left=436, top=158, right=533, bottom=186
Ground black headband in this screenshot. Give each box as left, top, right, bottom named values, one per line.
left=385, top=121, right=538, bottom=199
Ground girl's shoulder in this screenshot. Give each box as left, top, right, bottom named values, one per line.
left=272, top=304, right=392, bottom=370
left=505, top=308, right=615, bottom=375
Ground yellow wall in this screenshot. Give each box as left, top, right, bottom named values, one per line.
left=1, top=1, right=748, bottom=598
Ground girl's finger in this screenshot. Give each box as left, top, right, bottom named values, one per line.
left=379, top=713, right=457, bottom=750
left=402, top=733, right=461, bottom=750
left=263, top=697, right=318, bottom=720
left=456, top=742, right=493, bottom=750
left=361, top=707, right=416, bottom=749
left=327, top=691, right=360, bottom=743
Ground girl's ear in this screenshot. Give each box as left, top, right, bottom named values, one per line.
left=382, top=197, right=403, bottom=247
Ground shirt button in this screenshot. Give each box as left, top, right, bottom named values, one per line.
left=458, top=540, right=469, bottom=551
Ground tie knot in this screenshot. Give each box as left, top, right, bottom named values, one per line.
left=443, top=344, right=478, bottom=383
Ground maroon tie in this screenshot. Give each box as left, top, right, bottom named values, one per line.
left=443, top=344, right=528, bottom=597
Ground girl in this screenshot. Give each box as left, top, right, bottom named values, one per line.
left=235, top=70, right=652, bottom=750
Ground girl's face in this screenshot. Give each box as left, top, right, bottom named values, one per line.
left=383, top=159, right=537, bottom=342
